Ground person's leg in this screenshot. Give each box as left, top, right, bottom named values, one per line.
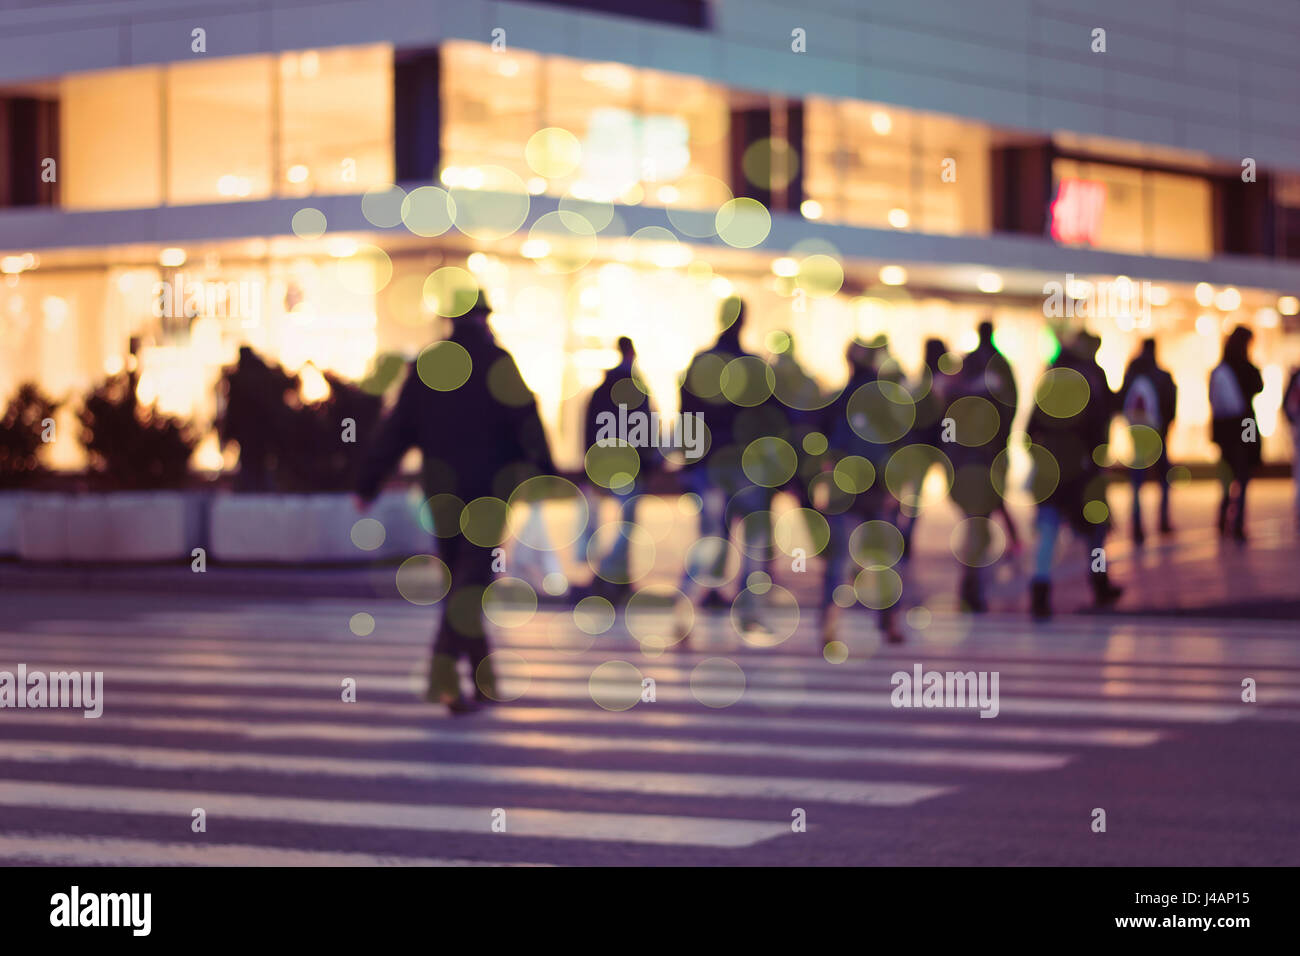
left=430, top=524, right=500, bottom=708
left=819, top=511, right=849, bottom=645
left=1217, top=455, right=1232, bottom=534
left=1130, top=468, right=1145, bottom=543
left=597, top=486, right=639, bottom=587
left=1156, top=442, right=1173, bottom=532
left=1030, top=505, right=1061, bottom=620
left=680, top=475, right=727, bottom=601
left=959, top=511, right=991, bottom=612
left=428, top=532, right=467, bottom=705
left=1233, top=458, right=1251, bottom=540
left=1293, top=432, right=1300, bottom=525
left=733, top=484, right=774, bottom=627
left=576, top=483, right=602, bottom=566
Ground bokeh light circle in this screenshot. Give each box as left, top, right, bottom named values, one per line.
left=361, top=184, right=406, bottom=228
left=716, top=197, right=771, bottom=248
left=854, top=566, right=903, bottom=610
left=482, top=576, right=538, bottom=628
left=477, top=649, right=529, bottom=702
left=350, top=517, right=386, bottom=551
left=395, top=554, right=450, bottom=605
left=291, top=207, right=326, bottom=238
left=573, top=595, right=616, bottom=635
left=525, top=127, right=582, bottom=179
left=416, top=340, right=472, bottom=391
left=691, top=657, right=747, bottom=708
left=589, top=660, right=644, bottom=711
left=449, top=165, right=530, bottom=240
left=626, top=586, right=690, bottom=651
left=402, top=186, right=456, bottom=237
left=950, top=516, right=1007, bottom=568
left=1035, top=367, right=1091, bottom=418
left=422, top=266, right=480, bottom=317
left=459, top=496, right=510, bottom=547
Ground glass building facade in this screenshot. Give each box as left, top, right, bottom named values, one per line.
left=2, top=39, right=1299, bottom=474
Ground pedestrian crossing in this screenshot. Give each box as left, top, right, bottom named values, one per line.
left=0, top=600, right=1297, bottom=865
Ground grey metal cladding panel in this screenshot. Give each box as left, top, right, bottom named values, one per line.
left=129, top=10, right=271, bottom=64
left=0, top=23, right=123, bottom=82
left=862, top=21, right=1028, bottom=88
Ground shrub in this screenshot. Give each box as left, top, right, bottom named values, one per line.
left=0, top=383, right=60, bottom=488
left=78, top=374, right=196, bottom=489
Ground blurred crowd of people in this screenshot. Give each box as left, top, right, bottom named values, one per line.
left=352, top=289, right=1284, bottom=713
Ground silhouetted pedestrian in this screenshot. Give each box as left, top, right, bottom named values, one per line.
left=1210, top=326, right=1263, bottom=542
left=899, top=338, right=952, bottom=556
left=818, top=339, right=906, bottom=645
left=676, top=298, right=775, bottom=638
left=947, top=322, right=1018, bottom=612
left=1026, top=331, right=1122, bottom=620
left=356, top=290, right=554, bottom=714
left=964, top=320, right=1021, bottom=554
left=1285, top=365, right=1300, bottom=527
left=1119, top=337, right=1177, bottom=543
left=577, top=335, right=659, bottom=602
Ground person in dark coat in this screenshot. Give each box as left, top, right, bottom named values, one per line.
left=1118, top=337, right=1178, bottom=543
left=676, top=298, right=778, bottom=635
left=1284, top=364, right=1300, bottom=528
left=1026, top=331, right=1122, bottom=620
left=946, top=322, right=1019, bottom=612
left=964, top=320, right=1021, bottom=554
left=356, top=290, right=554, bottom=713
left=577, top=335, right=659, bottom=600
left=898, top=338, right=953, bottom=557
left=817, top=338, right=907, bottom=646
left=1209, top=326, right=1263, bottom=542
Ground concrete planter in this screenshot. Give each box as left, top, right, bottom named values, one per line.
left=106, top=492, right=196, bottom=561
left=0, top=491, right=24, bottom=557
left=15, top=491, right=196, bottom=562
left=210, top=489, right=427, bottom=563
left=16, top=493, right=70, bottom=561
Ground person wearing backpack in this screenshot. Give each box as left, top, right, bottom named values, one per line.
left=1209, top=327, right=1263, bottom=542
left=1119, top=338, right=1178, bottom=544
left=817, top=338, right=907, bottom=646
left=1285, top=365, right=1300, bottom=527
left=1026, top=331, right=1122, bottom=620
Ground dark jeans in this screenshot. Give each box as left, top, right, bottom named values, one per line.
left=1217, top=444, right=1254, bottom=534
left=430, top=530, right=497, bottom=700
left=1130, top=444, right=1172, bottom=531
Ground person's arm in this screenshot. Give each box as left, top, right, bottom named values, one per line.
left=355, top=363, right=420, bottom=504
left=496, top=353, right=555, bottom=475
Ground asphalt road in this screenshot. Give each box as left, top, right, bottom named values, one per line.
left=0, top=590, right=1296, bottom=866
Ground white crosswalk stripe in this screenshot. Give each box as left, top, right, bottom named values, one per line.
left=1, top=603, right=1296, bottom=864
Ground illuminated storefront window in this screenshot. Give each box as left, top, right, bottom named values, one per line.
left=440, top=42, right=728, bottom=207
left=55, top=47, right=393, bottom=210
left=803, top=98, right=991, bottom=235
left=61, top=69, right=164, bottom=210
left=167, top=56, right=276, bottom=204
left=280, top=47, right=393, bottom=197
left=1051, top=158, right=1213, bottom=259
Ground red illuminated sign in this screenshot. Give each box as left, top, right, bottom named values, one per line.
left=1050, top=178, right=1106, bottom=245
